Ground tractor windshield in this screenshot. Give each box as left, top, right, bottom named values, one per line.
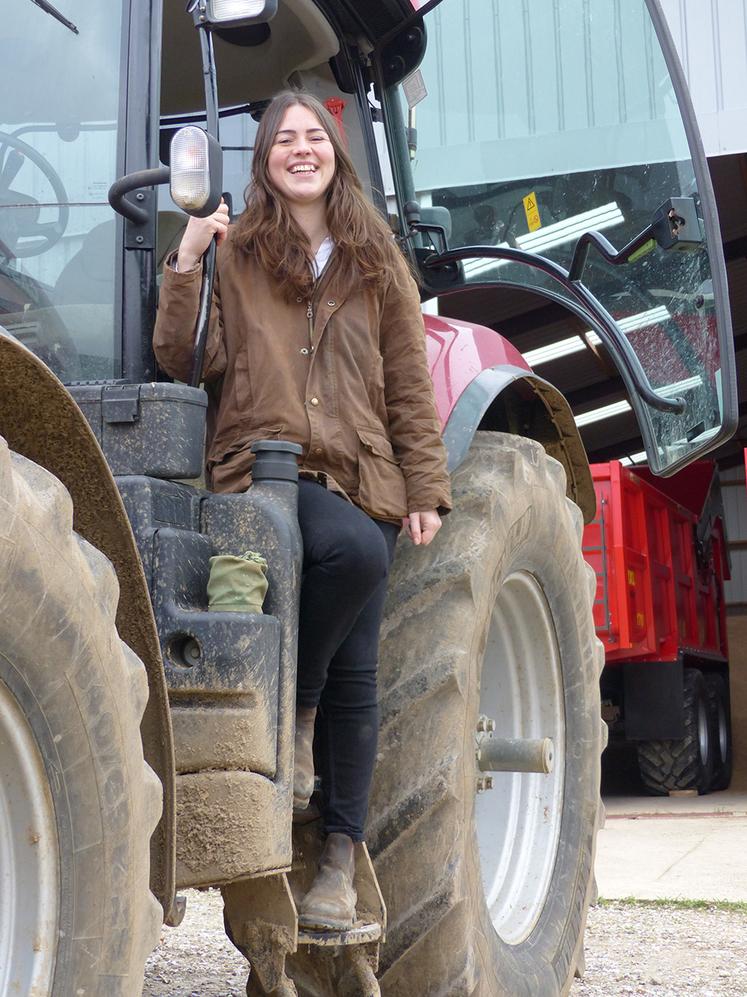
left=380, top=0, right=737, bottom=475
left=0, top=1, right=124, bottom=381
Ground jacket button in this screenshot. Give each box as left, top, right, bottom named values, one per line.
left=310, top=397, right=319, bottom=406
left=327, top=300, right=336, bottom=307
left=314, top=447, right=323, bottom=455
left=296, top=296, right=303, bottom=302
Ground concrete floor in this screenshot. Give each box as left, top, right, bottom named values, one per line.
left=595, top=615, right=747, bottom=902
left=597, top=744, right=747, bottom=902
left=596, top=791, right=747, bottom=902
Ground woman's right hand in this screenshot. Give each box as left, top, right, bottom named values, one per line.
left=176, top=199, right=230, bottom=271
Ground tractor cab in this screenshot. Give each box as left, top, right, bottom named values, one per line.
left=0, top=0, right=737, bottom=485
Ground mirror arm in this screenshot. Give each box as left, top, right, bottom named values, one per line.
left=423, top=245, right=686, bottom=415
left=108, top=167, right=170, bottom=224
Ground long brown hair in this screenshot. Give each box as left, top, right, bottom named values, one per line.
left=231, top=90, right=410, bottom=300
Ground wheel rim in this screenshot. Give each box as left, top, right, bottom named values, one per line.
left=0, top=679, right=59, bottom=994
left=697, top=696, right=709, bottom=765
left=476, top=571, right=565, bottom=945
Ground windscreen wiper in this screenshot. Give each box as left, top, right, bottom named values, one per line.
left=29, top=0, right=78, bottom=35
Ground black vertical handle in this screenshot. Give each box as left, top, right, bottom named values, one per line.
left=188, top=190, right=231, bottom=387
left=188, top=237, right=218, bottom=387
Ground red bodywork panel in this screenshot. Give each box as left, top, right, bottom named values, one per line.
left=583, top=461, right=728, bottom=666
left=423, top=313, right=530, bottom=429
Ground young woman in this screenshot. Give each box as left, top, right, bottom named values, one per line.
left=153, top=91, right=451, bottom=931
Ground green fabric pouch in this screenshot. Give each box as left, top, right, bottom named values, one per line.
left=207, top=550, right=269, bottom=614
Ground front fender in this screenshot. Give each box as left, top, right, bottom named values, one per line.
left=0, top=331, right=176, bottom=915
left=425, top=312, right=595, bottom=523
left=443, top=365, right=596, bottom=524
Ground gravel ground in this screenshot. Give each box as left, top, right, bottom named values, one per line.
left=142, top=891, right=747, bottom=996
left=573, top=901, right=747, bottom=997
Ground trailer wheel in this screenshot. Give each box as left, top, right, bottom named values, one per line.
left=637, top=667, right=714, bottom=796
left=705, top=673, right=732, bottom=792
left=365, top=432, right=603, bottom=997
left=0, top=442, right=162, bottom=995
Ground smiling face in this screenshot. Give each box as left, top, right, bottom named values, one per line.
left=266, top=103, right=336, bottom=209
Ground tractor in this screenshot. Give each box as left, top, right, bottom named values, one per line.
left=0, top=0, right=737, bottom=994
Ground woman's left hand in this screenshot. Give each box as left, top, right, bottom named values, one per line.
left=402, top=510, right=442, bottom=546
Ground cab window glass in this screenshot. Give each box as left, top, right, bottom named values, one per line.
left=0, top=1, right=123, bottom=381
left=389, top=0, right=731, bottom=473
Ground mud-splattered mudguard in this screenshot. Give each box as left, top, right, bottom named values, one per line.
left=0, top=331, right=177, bottom=915
left=424, top=313, right=595, bottom=523
left=443, top=364, right=596, bottom=523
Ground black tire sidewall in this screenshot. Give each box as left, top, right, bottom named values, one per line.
left=705, top=672, right=732, bottom=791
left=0, top=448, right=160, bottom=996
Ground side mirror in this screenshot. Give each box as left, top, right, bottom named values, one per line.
left=169, top=127, right=223, bottom=218
left=107, top=127, right=223, bottom=223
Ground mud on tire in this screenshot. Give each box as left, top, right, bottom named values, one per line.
left=368, top=432, right=604, bottom=997
left=0, top=441, right=162, bottom=995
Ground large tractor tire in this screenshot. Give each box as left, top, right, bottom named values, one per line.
left=367, top=432, right=604, bottom=997
left=705, top=673, right=732, bottom=792
left=637, top=667, right=714, bottom=796
left=0, top=441, right=163, bottom=995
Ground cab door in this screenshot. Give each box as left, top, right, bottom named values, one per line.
left=374, top=0, right=737, bottom=475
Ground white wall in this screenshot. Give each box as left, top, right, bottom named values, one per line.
left=659, top=0, right=747, bottom=157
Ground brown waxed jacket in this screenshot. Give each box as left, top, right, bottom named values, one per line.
left=153, top=237, right=452, bottom=523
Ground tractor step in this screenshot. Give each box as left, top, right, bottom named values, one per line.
left=223, top=822, right=387, bottom=996
left=297, top=921, right=382, bottom=946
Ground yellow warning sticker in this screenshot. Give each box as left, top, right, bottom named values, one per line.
left=627, top=569, right=636, bottom=587
left=523, top=192, right=541, bottom=232
left=636, top=612, right=646, bottom=629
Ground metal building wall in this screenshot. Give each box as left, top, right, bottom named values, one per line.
left=659, top=0, right=747, bottom=157
left=412, top=0, right=690, bottom=191
left=721, top=460, right=747, bottom=609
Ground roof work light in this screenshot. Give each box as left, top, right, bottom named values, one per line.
left=189, top=0, right=278, bottom=29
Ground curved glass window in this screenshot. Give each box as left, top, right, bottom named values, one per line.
left=0, top=2, right=124, bottom=381
left=384, top=0, right=736, bottom=474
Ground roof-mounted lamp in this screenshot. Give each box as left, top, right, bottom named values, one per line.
left=189, top=0, right=278, bottom=30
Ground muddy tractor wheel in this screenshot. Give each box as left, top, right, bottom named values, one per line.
left=0, top=441, right=162, bottom=995
left=637, top=667, right=714, bottom=796
left=367, top=432, right=604, bottom=997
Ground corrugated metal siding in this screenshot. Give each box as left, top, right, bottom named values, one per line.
left=659, top=0, right=747, bottom=156
left=413, top=0, right=691, bottom=191
left=721, top=462, right=747, bottom=607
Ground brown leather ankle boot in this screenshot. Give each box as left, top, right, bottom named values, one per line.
left=293, top=705, right=317, bottom=810
left=298, top=833, right=357, bottom=931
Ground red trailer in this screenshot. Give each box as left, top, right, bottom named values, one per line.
left=583, top=461, right=732, bottom=794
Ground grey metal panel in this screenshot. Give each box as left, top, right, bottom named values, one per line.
left=659, top=0, right=747, bottom=156
left=721, top=464, right=747, bottom=605
left=413, top=0, right=690, bottom=190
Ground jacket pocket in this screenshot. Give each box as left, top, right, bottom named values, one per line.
left=208, top=426, right=286, bottom=492
left=356, top=426, right=408, bottom=519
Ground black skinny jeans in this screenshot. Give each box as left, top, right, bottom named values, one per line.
left=296, top=479, right=399, bottom=842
